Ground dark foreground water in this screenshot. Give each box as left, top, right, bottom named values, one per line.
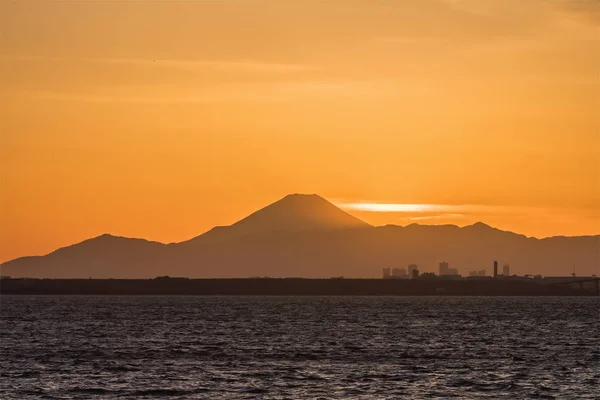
left=1, top=296, right=598, bottom=399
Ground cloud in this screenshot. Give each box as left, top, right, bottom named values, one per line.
left=338, top=202, right=599, bottom=225
left=94, top=57, right=313, bottom=73
left=552, top=0, right=600, bottom=26
left=375, top=36, right=447, bottom=45
left=338, top=202, right=560, bottom=216
left=19, top=79, right=389, bottom=104
left=379, top=0, right=599, bottom=45
left=1, top=54, right=314, bottom=73
left=341, top=203, right=475, bottom=213
left=437, top=0, right=501, bottom=18
left=409, top=214, right=465, bottom=221
left=26, top=90, right=232, bottom=104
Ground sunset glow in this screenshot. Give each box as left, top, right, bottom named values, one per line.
left=1, top=0, right=598, bottom=262
left=341, top=203, right=464, bottom=213
left=2, top=3, right=599, bottom=399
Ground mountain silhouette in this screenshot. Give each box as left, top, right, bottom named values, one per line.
left=185, top=194, right=371, bottom=244
left=1, top=194, right=598, bottom=278
left=1, top=234, right=167, bottom=279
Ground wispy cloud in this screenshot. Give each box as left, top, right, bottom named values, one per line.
left=437, top=0, right=500, bottom=18
left=338, top=202, right=560, bottom=217
left=95, top=57, right=313, bottom=73
left=341, top=203, right=477, bottom=213
left=19, top=79, right=388, bottom=104
left=409, top=214, right=465, bottom=221
left=1, top=54, right=313, bottom=73
left=338, top=202, right=599, bottom=223
left=26, top=90, right=235, bottom=104
left=375, top=36, right=447, bottom=44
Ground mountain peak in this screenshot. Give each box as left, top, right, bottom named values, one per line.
left=184, top=194, right=370, bottom=244
left=283, top=193, right=320, bottom=198
left=96, top=233, right=117, bottom=239
left=468, top=222, right=492, bottom=229
left=227, top=193, right=371, bottom=235
left=277, top=193, right=325, bottom=206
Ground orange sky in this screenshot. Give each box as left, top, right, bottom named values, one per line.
left=1, top=0, right=599, bottom=262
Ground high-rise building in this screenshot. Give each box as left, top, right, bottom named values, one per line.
left=382, top=268, right=391, bottom=279
left=503, top=264, right=510, bottom=276
left=493, top=261, right=498, bottom=278
left=392, top=268, right=408, bottom=278
left=408, top=264, right=418, bottom=276
left=439, top=261, right=449, bottom=276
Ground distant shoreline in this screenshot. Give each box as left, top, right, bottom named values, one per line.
left=1, top=277, right=598, bottom=296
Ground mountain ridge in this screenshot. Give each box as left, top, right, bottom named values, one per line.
left=1, top=194, right=598, bottom=278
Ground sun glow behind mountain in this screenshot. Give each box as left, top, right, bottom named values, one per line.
left=339, top=203, right=468, bottom=222
left=342, top=203, right=462, bottom=213
left=1, top=0, right=598, bottom=262
left=337, top=202, right=600, bottom=233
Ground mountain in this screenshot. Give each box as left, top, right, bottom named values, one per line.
left=0, top=234, right=167, bottom=279
left=1, top=194, right=598, bottom=278
left=184, top=193, right=371, bottom=244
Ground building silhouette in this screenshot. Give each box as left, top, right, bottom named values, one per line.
left=408, top=264, right=418, bottom=277
left=392, top=267, right=409, bottom=279
left=439, top=261, right=449, bottom=276
left=494, top=261, right=498, bottom=278
left=503, top=264, right=510, bottom=276
left=439, top=261, right=459, bottom=276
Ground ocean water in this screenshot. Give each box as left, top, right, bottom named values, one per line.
left=1, top=296, right=598, bottom=399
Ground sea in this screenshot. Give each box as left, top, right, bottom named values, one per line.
left=1, top=296, right=598, bottom=399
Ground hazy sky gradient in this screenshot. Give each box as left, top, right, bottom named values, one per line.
left=1, top=0, right=599, bottom=262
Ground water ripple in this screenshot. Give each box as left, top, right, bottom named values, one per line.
left=1, top=296, right=599, bottom=399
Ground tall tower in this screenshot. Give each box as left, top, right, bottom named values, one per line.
left=493, top=261, right=498, bottom=278
left=439, top=261, right=449, bottom=276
